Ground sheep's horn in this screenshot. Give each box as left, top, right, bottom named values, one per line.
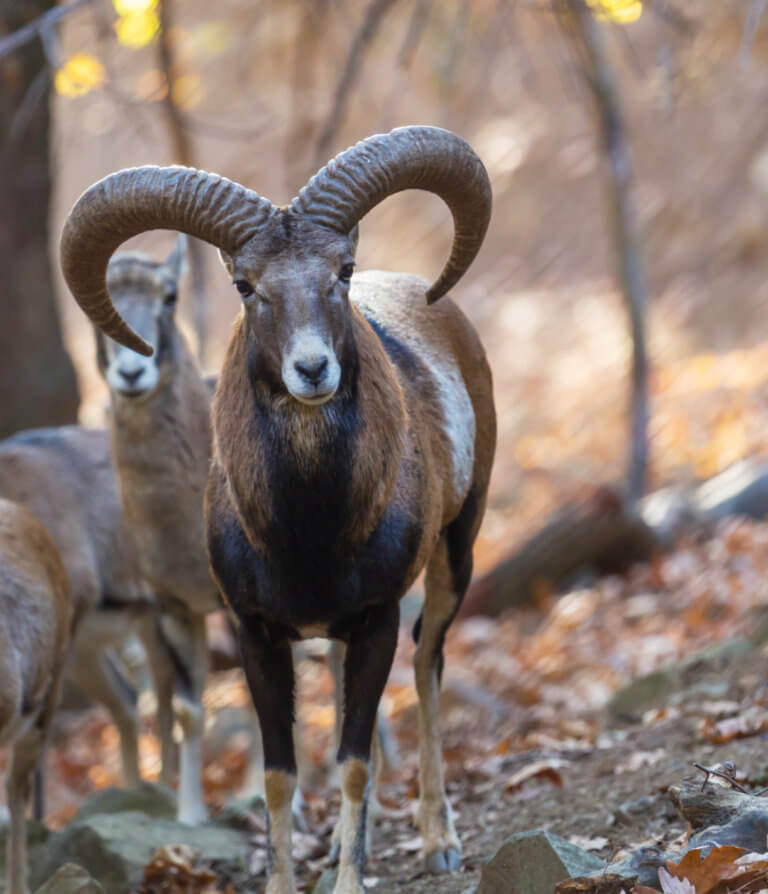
left=291, top=126, right=492, bottom=303
left=61, top=166, right=276, bottom=355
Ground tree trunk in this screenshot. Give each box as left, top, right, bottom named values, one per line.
left=0, top=0, right=80, bottom=438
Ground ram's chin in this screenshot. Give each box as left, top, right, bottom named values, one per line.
left=288, top=388, right=337, bottom=407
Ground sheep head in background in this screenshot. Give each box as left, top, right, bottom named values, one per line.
left=96, top=236, right=188, bottom=400
left=61, top=126, right=496, bottom=894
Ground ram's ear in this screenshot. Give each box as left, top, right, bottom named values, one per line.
left=348, top=224, right=359, bottom=252
left=166, top=234, right=189, bottom=280
left=218, top=248, right=234, bottom=277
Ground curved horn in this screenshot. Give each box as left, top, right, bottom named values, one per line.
left=291, top=126, right=492, bottom=303
left=61, top=166, right=276, bottom=355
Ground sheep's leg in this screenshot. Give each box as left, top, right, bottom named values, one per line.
left=328, top=639, right=394, bottom=866
left=8, top=668, right=62, bottom=894
left=240, top=643, right=308, bottom=832
left=68, top=640, right=141, bottom=788
left=332, top=602, right=399, bottom=894
left=158, top=603, right=208, bottom=825
left=7, top=727, right=40, bottom=894
left=415, top=531, right=472, bottom=875
left=239, top=618, right=297, bottom=894
left=139, top=614, right=178, bottom=788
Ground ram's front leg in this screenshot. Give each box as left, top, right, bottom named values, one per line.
left=239, top=618, right=298, bottom=894
left=333, top=602, right=399, bottom=894
left=156, top=602, right=208, bottom=825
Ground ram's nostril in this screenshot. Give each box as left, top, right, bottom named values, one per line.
left=294, top=356, right=328, bottom=386
left=118, top=368, right=143, bottom=386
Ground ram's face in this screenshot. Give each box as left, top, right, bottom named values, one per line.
left=220, top=220, right=358, bottom=406
left=97, top=239, right=187, bottom=400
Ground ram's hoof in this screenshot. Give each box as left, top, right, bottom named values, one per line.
left=424, top=847, right=461, bottom=874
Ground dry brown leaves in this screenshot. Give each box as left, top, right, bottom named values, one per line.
left=700, top=708, right=768, bottom=745
left=558, top=847, right=768, bottom=894
left=630, top=846, right=768, bottom=894
left=140, top=845, right=219, bottom=894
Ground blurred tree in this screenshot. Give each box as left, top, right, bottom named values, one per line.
left=0, top=0, right=80, bottom=438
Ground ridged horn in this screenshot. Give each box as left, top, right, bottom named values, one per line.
left=291, top=126, right=492, bottom=303
left=61, top=166, right=276, bottom=355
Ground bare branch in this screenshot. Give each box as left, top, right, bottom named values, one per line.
left=313, top=0, right=400, bottom=168
left=157, top=0, right=210, bottom=366
left=646, top=0, right=695, bottom=35
left=556, top=0, right=651, bottom=507
left=285, top=0, right=329, bottom=193
left=0, top=0, right=94, bottom=62
left=379, top=0, right=432, bottom=130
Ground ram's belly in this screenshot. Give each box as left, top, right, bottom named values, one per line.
left=207, top=491, right=422, bottom=636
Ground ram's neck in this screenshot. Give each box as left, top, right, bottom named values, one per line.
left=213, top=308, right=407, bottom=553
left=109, top=336, right=212, bottom=513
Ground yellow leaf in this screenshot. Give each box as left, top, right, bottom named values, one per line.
left=115, top=9, right=160, bottom=48
left=113, top=0, right=156, bottom=15
left=587, top=0, right=643, bottom=24
left=54, top=53, right=106, bottom=98
left=172, top=73, right=204, bottom=110
left=192, top=21, right=233, bottom=59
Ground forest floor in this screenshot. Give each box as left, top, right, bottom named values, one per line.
left=22, top=514, right=768, bottom=893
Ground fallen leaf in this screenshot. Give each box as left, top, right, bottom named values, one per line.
left=568, top=835, right=610, bottom=852
left=505, top=758, right=569, bottom=791
left=141, top=844, right=217, bottom=894
left=700, top=709, right=768, bottom=745
left=556, top=874, right=636, bottom=894
left=666, top=846, right=747, bottom=894
left=659, top=867, right=696, bottom=894
left=615, top=749, right=667, bottom=774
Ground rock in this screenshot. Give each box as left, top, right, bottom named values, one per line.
left=214, top=794, right=265, bottom=831
left=609, top=846, right=678, bottom=888
left=476, top=829, right=604, bottom=894
left=33, top=863, right=104, bottom=894
left=608, top=668, right=681, bottom=721
left=74, top=782, right=177, bottom=821
left=689, top=806, right=768, bottom=854
left=608, top=639, right=753, bottom=721
left=33, top=811, right=253, bottom=894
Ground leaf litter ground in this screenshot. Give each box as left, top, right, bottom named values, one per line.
left=13, top=516, right=768, bottom=892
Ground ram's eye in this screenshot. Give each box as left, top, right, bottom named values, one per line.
left=163, top=291, right=177, bottom=307
left=339, top=263, right=354, bottom=283
left=234, top=279, right=254, bottom=298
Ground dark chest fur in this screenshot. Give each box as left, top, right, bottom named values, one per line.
left=206, top=456, right=423, bottom=636
left=206, top=313, right=440, bottom=638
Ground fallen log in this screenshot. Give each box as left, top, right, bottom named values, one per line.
left=460, top=461, right=768, bottom=619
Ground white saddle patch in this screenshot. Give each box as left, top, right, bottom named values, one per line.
left=425, top=353, right=476, bottom=503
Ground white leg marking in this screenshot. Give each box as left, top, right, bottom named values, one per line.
left=332, top=759, right=368, bottom=894
left=174, top=695, right=207, bottom=826
left=265, top=771, right=298, bottom=894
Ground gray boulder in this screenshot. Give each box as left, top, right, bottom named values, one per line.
left=33, top=863, right=104, bottom=894
left=476, top=829, right=604, bottom=894
left=33, top=811, right=252, bottom=894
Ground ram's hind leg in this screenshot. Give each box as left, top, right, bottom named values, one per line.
left=68, top=636, right=141, bottom=788
left=139, top=613, right=178, bottom=788
left=415, top=498, right=478, bottom=875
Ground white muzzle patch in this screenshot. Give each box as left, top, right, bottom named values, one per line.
left=106, top=346, right=159, bottom=398
left=281, top=328, right=340, bottom=405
